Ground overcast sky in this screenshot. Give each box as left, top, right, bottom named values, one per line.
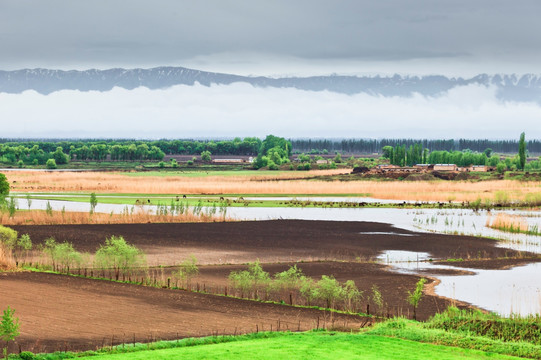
left=1, top=0, right=541, bottom=75
left=1, top=1, right=540, bottom=139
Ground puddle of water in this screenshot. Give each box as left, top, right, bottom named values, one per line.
left=436, top=262, right=541, bottom=316
left=377, top=250, right=431, bottom=263
left=379, top=250, right=541, bottom=316
left=361, top=232, right=417, bottom=237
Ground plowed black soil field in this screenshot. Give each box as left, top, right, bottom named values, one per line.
left=3, top=220, right=537, bottom=353
left=9, top=220, right=528, bottom=266
left=0, top=272, right=369, bottom=353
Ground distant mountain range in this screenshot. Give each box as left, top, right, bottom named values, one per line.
left=1, top=66, right=541, bottom=102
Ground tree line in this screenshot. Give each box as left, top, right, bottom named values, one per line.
left=291, top=138, right=541, bottom=154
left=0, top=137, right=263, bottom=164
left=2, top=136, right=540, bottom=165
left=381, top=133, right=541, bottom=171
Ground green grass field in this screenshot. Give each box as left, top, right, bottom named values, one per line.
left=12, top=192, right=373, bottom=209
left=72, top=332, right=520, bottom=360
left=14, top=310, right=541, bottom=360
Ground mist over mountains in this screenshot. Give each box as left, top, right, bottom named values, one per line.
left=1, top=67, right=541, bottom=103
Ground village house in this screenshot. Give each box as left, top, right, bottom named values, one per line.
left=433, top=164, right=458, bottom=171
left=470, top=165, right=488, bottom=172
left=211, top=158, right=245, bottom=163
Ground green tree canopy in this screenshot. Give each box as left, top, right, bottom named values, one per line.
left=519, top=132, right=526, bottom=170
left=95, top=236, right=146, bottom=279
left=200, top=150, right=212, bottom=163
left=0, top=174, right=9, bottom=199
left=1, top=306, right=20, bottom=358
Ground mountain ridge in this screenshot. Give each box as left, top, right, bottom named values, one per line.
left=1, top=66, right=541, bottom=102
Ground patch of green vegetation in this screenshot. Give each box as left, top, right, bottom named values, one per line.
left=426, top=306, right=541, bottom=345
left=15, top=331, right=521, bottom=360
left=369, top=316, right=541, bottom=359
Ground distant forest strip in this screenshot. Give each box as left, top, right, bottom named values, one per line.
left=290, top=138, right=541, bottom=154
left=0, top=138, right=263, bottom=163
left=0, top=138, right=540, bottom=165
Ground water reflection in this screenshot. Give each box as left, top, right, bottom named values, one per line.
left=379, top=250, right=541, bottom=316
left=436, top=263, right=541, bottom=316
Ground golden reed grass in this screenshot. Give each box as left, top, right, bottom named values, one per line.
left=7, top=170, right=541, bottom=202
left=0, top=245, right=15, bottom=270
left=486, top=213, right=529, bottom=232
left=0, top=209, right=227, bottom=226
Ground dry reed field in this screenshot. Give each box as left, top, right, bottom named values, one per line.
left=0, top=209, right=226, bottom=226
left=7, top=170, right=541, bottom=202
left=0, top=245, right=15, bottom=269
left=486, top=213, right=530, bottom=232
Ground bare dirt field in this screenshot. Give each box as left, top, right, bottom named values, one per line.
left=9, top=220, right=531, bottom=266
left=3, top=220, right=538, bottom=354
left=0, top=271, right=368, bottom=353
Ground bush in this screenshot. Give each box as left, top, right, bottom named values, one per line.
left=229, top=260, right=270, bottom=299
left=407, top=278, right=427, bottom=320
left=186, top=160, right=194, bottom=166
left=0, top=173, right=9, bottom=199
left=95, top=236, right=146, bottom=280
left=253, top=155, right=268, bottom=169
left=303, top=163, right=311, bottom=170
left=46, top=159, right=57, bottom=169
left=19, top=351, right=35, bottom=360
left=316, top=275, right=344, bottom=309
left=0, top=306, right=20, bottom=358
left=158, top=161, right=166, bottom=168
left=0, top=226, right=17, bottom=248
left=174, top=255, right=199, bottom=288
left=427, top=306, right=541, bottom=345
left=43, top=238, right=83, bottom=272
left=267, top=160, right=279, bottom=170
left=297, top=153, right=311, bottom=163
left=201, top=151, right=212, bottom=163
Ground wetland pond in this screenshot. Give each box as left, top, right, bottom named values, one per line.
left=379, top=250, right=541, bottom=316
left=13, top=197, right=541, bottom=316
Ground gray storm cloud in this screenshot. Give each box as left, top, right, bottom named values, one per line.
left=0, top=84, right=538, bottom=139
left=1, top=1, right=541, bottom=74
